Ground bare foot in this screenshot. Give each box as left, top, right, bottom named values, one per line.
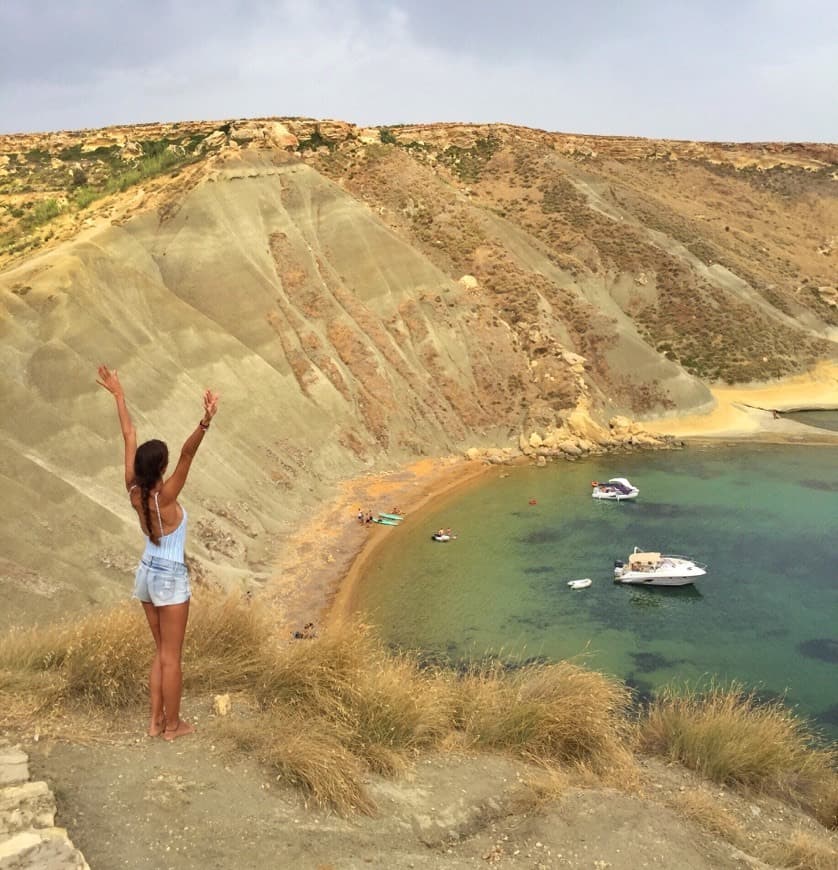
left=162, top=719, right=195, bottom=742
left=148, top=718, right=166, bottom=738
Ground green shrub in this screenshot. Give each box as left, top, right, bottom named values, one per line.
left=72, top=186, right=100, bottom=209
left=22, top=198, right=63, bottom=228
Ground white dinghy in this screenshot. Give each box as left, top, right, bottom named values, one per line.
left=567, top=578, right=592, bottom=589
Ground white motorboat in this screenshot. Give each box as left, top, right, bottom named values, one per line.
left=592, top=477, right=639, bottom=501
left=567, top=578, right=592, bottom=589
left=614, top=548, right=707, bottom=586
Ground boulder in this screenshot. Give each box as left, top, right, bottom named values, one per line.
left=229, top=123, right=263, bottom=142
left=201, top=130, right=228, bottom=150
left=561, top=350, right=586, bottom=366
left=558, top=441, right=582, bottom=456
left=0, top=749, right=28, bottom=787
left=0, top=781, right=55, bottom=835
left=266, top=122, right=298, bottom=149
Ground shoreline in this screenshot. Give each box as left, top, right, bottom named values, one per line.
left=269, top=364, right=838, bottom=633
left=265, top=456, right=496, bottom=634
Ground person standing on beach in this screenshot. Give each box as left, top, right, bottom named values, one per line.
left=97, top=365, right=219, bottom=741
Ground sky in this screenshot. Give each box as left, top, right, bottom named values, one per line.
left=1, top=0, right=837, bottom=141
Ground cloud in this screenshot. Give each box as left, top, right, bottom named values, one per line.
left=0, top=0, right=836, bottom=139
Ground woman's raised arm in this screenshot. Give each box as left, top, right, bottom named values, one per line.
left=96, top=365, right=137, bottom=490
left=161, top=389, right=220, bottom=502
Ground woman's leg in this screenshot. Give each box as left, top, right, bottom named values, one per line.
left=141, top=601, right=165, bottom=736
left=158, top=600, right=194, bottom=741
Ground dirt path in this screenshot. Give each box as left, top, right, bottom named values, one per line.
left=23, top=704, right=807, bottom=870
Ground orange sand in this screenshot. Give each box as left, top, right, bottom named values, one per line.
left=644, top=361, right=838, bottom=440
left=265, top=456, right=494, bottom=634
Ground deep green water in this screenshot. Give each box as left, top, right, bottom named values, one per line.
left=354, top=444, right=838, bottom=737
left=784, top=410, right=838, bottom=432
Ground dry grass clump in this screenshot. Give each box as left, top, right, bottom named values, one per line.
left=764, top=828, right=838, bottom=869
left=453, top=660, right=636, bottom=783
left=12, top=597, right=837, bottom=824
left=183, top=593, right=271, bottom=693
left=669, top=787, right=745, bottom=845
left=222, top=711, right=376, bottom=815
left=0, top=605, right=148, bottom=709
left=640, top=682, right=838, bottom=828
left=0, top=592, right=271, bottom=713
left=250, top=625, right=454, bottom=776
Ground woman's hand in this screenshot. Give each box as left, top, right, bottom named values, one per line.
left=97, top=365, right=124, bottom=398
left=202, top=389, right=220, bottom=425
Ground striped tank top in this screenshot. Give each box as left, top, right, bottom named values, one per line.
left=133, top=489, right=188, bottom=564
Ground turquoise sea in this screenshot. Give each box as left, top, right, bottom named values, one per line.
left=353, top=443, right=838, bottom=738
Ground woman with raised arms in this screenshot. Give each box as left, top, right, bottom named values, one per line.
left=97, top=365, right=219, bottom=741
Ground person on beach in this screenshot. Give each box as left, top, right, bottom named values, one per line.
left=97, top=365, right=219, bottom=741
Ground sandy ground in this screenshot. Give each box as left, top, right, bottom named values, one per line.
left=27, top=718, right=830, bottom=870
left=643, top=360, right=838, bottom=441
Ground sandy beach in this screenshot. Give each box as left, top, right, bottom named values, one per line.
left=267, top=362, right=838, bottom=633
left=265, top=455, right=496, bottom=634
left=643, top=360, right=838, bottom=440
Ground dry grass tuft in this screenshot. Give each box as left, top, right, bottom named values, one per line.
left=222, top=711, right=376, bottom=815
left=184, top=593, right=272, bottom=693
left=0, top=592, right=271, bottom=713
left=6, top=598, right=834, bottom=822
left=454, top=660, right=635, bottom=776
left=517, top=762, right=570, bottom=809
left=640, top=682, right=838, bottom=828
left=764, top=828, right=838, bottom=869
left=670, top=787, right=745, bottom=845
left=251, top=623, right=454, bottom=786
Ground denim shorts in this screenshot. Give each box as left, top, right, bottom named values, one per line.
left=133, top=556, right=191, bottom=607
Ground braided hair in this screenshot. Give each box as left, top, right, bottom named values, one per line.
left=134, top=439, right=169, bottom=545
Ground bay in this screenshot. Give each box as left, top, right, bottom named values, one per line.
left=354, top=444, right=838, bottom=738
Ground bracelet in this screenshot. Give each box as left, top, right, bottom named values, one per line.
left=199, top=419, right=210, bottom=431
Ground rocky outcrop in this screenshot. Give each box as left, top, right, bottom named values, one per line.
left=0, top=743, right=88, bottom=869
left=466, top=409, right=681, bottom=465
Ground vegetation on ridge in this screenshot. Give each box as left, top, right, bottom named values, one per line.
left=1, top=593, right=835, bottom=831
left=0, top=134, right=212, bottom=256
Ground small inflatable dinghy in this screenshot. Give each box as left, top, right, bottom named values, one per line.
left=567, top=578, right=592, bottom=589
